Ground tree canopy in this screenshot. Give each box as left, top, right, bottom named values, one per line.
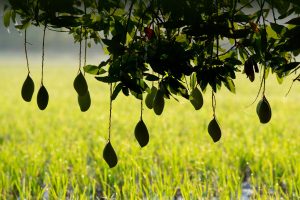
left=2, top=0, right=300, bottom=167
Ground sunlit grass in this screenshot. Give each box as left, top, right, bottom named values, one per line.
left=0, top=59, right=299, bottom=199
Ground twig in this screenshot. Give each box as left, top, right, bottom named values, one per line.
left=24, top=29, right=30, bottom=74
left=41, top=24, right=47, bottom=85
left=212, top=91, right=216, bottom=118
left=108, top=83, right=113, bottom=140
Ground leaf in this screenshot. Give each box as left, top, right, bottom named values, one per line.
left=286, top=16, right=300, bottom=25
left=121, top=75, right=143, bottom=94
left=114, top=20, right=125, bottom=35
left=111, top=83, right=123, bottom=100
left=130, top=90, right=143, bottom=100
left=73, top=72, right=88, bottom=96
left=95, top=76, right=119, bottom=83
left=153, top=89, right=165, bottom=115
left=21, top=74, right=34, bottom=102
left=145, top=86, right=157, bottom=109
left=270, top=23, right=287, bottom=35
left=280, top=62, right=300, bottom=73
left=223, top=78, right=236, bottom=93
left=15, top=19, right=31, bottom=30
left=103, top=140, right=118, bottom=168
left=134, top=120, right=149, bottom=147
left=190, top=72, right=197, bottom=90
left=189, top=87, right=203, bottom=110
left=83, top=65, right=106, bottom=75
left=244, top=58, right=255, bottom=82
left=37, top=85, right=49, bottom=110
left=144, top=73, right=159, bottom=81
left=276, top=74, right=284, bottom=84
left=260, top=29, right=267, bottom=53
left=122, top=86, right=129, bottom=96
left=78, top=90, right=91, bottom=112
left=3, top=9, right=11, bottom=27
left=233, top=14, right=250, bottom=22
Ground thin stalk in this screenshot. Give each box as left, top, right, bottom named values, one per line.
left=78, top=26, right=82, bottom=73
left=24, top=29, right=30, bottom=74
left=248, top=66, right=266, bottom=106
left=108, top=84, right=113, bottom=140
left=262, top=67, right=266, bottom=96
left=41, top=25, right=47, bottom=85
left=84, top=3, right=87, bottom=71
left=212, top=91, right=216, bottom=118
left=140, top=99, right=143, bottom=121
left=271, top=0, right=277, bottom=24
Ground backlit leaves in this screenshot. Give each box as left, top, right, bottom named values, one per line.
left=189, top=87, right=203, bottom=110
left=4, top=0, right=300, bottom=168
left=153, top=89, right=165, bottom=116
left=3, top=9, right=11, bottom=27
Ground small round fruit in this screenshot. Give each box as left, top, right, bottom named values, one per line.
left=134, top=120, right=149, bottom=147
left=37, top=85, right=49, bottom=110
left=257, top=96, right=272, bottom=124
left=208, top=117, right=222, bottom=143
left=21, top=74, right=34, bottom=102
left=103, top=140, right=118, bottom=168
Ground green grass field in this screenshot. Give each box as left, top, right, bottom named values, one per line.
left=0, top=59, right=299, bottom=199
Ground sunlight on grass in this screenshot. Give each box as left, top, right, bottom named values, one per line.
left=0, top=60, right=299, bottom=199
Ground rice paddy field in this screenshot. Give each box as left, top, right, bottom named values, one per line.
left=0, top=58, right=299, bottom=199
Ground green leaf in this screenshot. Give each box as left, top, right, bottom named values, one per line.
left=233, top=14, right=250, bottom=22
left=280, top=62, right=300, bottom=73
left=144, top=73, right=159, bottom=81
left=114, top=20, right=125, bottom=35
left=189, top=87, right=203, bottom=110
left=15, top=19, right=31, bottom=30
left=130, top=90, right=143, bottom=100
left=223, top=78, right=236, bottom=93
left=83, top=65, right=106, bottom=75
left=3, top=9, right=11, bottom=27
left=153, top=89, right=165, bottom=115
left=260, top=29, right=267, bottom=53
left=286, top=17, right=300, bottom=25
left=270, top=23, right=287, bottom=35
left=190, top=72, right=197, bottom=90
left=145, top=86, right=157, bottom=109
left=111, top=83, right=123, bottom=100
left=276, top=74, right=284, bottom=84
left=95, top=76, right=119, bottom=83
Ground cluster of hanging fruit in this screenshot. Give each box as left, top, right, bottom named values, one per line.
left=21, top=74, right=49, bottom=111
left=244, top=56, right=272, bottom=124
left=21, top=28, right=49, bottom=111
left=74, top=71, right=91, bottom=112
left=20, top=28, right=272, bottom=169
